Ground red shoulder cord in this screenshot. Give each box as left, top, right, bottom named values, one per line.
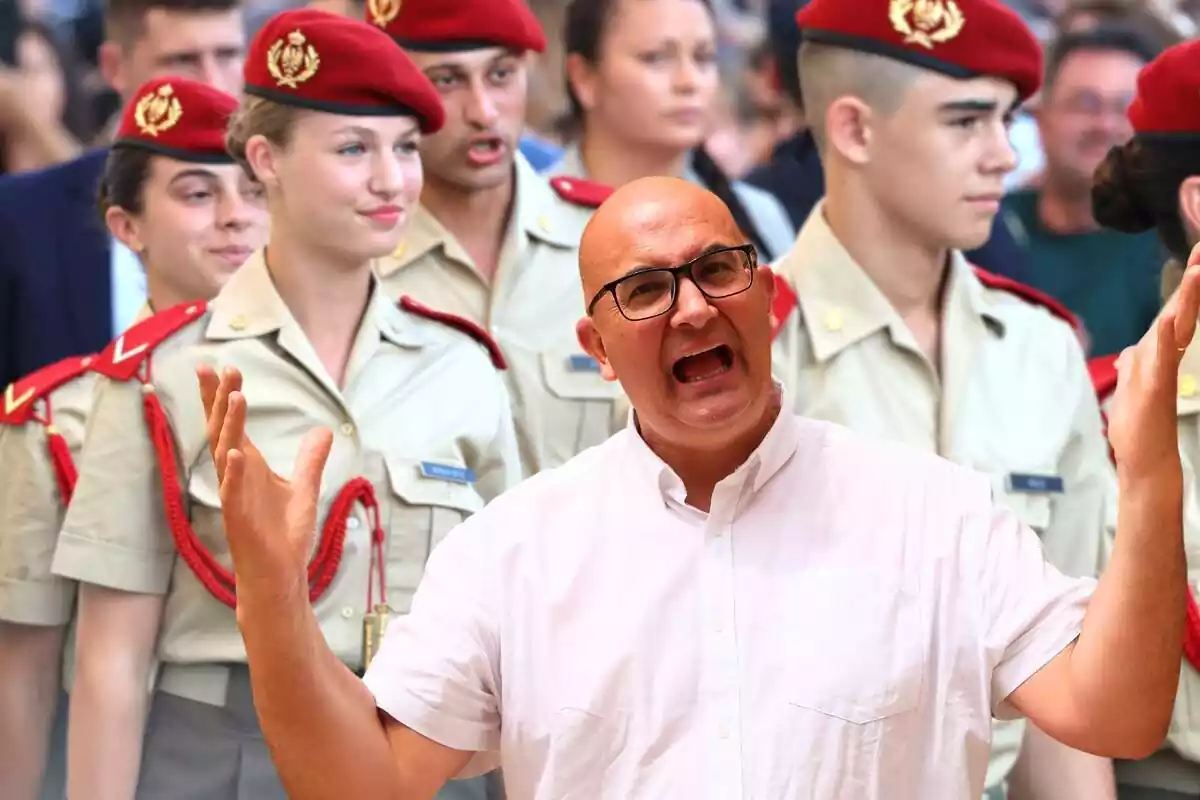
left=136, top=358, right=384, bottom=609
left=1185, top=595, right=1200, bottom=673
left=24, top=394, right=78, bottom=504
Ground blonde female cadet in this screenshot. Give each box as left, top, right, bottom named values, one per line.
left=0, top=77, right=265, bottom=800
left=1090, top=39, right=1200, bottom=800
left=49, top=9, right=521, bottom=800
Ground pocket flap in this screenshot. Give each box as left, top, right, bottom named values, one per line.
left=539, top=351, right=621, bottom=401
left=385, top=456, right=485, bottom=513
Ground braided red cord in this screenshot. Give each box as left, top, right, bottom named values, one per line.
left=1184, top=589, right=1200, bottom=674
left=46, top=429, right=78, bottom=505
left=139, top=369, right=378, bottom=609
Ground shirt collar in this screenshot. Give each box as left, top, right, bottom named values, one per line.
left=774, top=201, right=1004, bottom=362
left=623, top=384, right=801, bottom=511
left=205, top=249, right=425, bottom=350
left=378, top=152, right=573, bottom=278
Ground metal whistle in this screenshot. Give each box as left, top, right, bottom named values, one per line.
left=361, top=603, right=393, bottom=667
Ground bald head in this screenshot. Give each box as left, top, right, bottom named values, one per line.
left=579, top=176, right=743, bottom=301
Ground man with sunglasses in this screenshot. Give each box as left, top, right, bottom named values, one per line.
left=768, top=0, right=1119, bottom=795
left=192, top=173, right=1195, bottom=799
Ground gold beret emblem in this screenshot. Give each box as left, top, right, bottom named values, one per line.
left=134, top=83, right=183, bottom=137
left=889, top=0, right=965, bottom=49
left=368, top=0, right=401, bottom=28
left=267, top=29, right=321, bottom=89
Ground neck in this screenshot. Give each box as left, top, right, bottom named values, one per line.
left=640, top=388, right=782, bottom=512
left=143, top=266, right=191, bottom=314
left=577, top=124, right=690, bottom=187
left=1037, top=180, right=1098, bottom=234
left=823, top=187, right=948, bottom=318
left=420, top=169, right=516, bottom=275
left=265, top=227, right=373, bottom=377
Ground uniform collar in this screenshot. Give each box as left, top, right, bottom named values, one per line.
left=625, top=384, right=801, bottom=508
left=205, top=248, right=425, bottom=349
left=379, top=152, right=574, bottom=278
left=775, top=202, right=1004, bottom=362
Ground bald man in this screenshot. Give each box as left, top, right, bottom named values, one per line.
left=197, top=177, right=1192, bottom=799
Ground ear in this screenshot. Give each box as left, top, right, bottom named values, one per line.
left=98, top=41, right=127, bottom=96
left=1179, top=175, right=1200, bottom=238
left=244, top=134, right=280, bottom=187
left=825, top=96, right=873, bottom=165
left=565, top=53, right=599, bottom=113
left=575, top=316, right=618, bottom=383
left=105, top=205, right=145, bottom=254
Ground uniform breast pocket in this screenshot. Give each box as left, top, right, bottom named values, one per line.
left=785, top=568, right=925, bottom=727
left=382, top=456, right=484, bottom=612
left=990, top=472, right=1056, bottom=536
left=537, top=351, right=621, bottom=465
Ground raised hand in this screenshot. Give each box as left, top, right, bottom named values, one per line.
left=1107, top=249, right=1200, bottom=478
left=196, top=365, right=334, bottom=598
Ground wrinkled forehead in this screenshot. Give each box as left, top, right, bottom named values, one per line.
left=582, top=192, right=742, bottom=291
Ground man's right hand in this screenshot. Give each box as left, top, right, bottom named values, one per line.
left=196, top=365, right=334, bottom=599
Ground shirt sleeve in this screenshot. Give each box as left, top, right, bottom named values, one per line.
left=51, top=377, right=176, bottom=594
left=980, top=496, right=1096, bottom=719
left=362, top=510, right=501, bottom=775
left=0, top=422, right=75, bottom=625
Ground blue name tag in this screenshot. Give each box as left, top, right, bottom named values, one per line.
left=1006, top=473, right=1064, bottom=494
left=419, top=461, right=476, bottom=485
left=567, top=354, right=600, bottom=373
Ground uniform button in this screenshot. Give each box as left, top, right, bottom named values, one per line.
left=341, top=607, right=354, bottom=619
left=392, top=242, right=406, bottom=259
left=229, top=315, right=248, bottom=331
left=1181, top=374, right=1197, bottom=398
left=537, top=214, right=552, bottom=233
left=347, top=517, right=360, bottom=530
left=823, top=308, right=844, bottom=333
left=340, top=422, right=355, bottom=437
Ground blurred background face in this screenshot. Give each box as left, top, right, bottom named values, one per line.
left=105, top=7, right=246, bottom=99
left=1037, top=46, right=1143, bottom=195
left=858, top=73, right=1019, bottom=251
left=262, top=112, right=424, bottom=264
left=114, top=157, right=268, bottom=300
left=16, top=28, right=65, bottom=124
left=409, top=47, right=528, bottom=192
left=569, top=0, right=719, bottom=153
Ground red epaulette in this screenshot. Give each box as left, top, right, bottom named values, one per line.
left=398, top=296, right=507, bottom=370
left=0, top=354, right=96, bottom=425
left=972, top=267, right=1081, bottom=332
left=92, top=301, right=207, bottom=382
left=1088, top=353, right=1119, bottom=404
left=549, top=176, right=614, bottom=209
left=768, top=268, right=797, bottom=340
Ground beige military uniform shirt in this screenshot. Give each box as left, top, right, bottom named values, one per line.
left=772, top=206, right=1115, bottom=789
left=0, top=365, right=96, bottom=627
left=376, top=154, right=622, bottom=477
left=52, top=252, right=522, bottom=706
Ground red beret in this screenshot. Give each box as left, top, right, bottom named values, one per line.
left=244, top=8, right=446, bottom=133
left=795, top=0, right=1043, bottom=102
left=114, top=78, right=237, bottom=163
left=1127, top=39, right=1200, bottom=137
left=367, top=0, right=546, bottom=54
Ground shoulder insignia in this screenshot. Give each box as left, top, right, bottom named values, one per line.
left=971, top=267, right=1081, bottom=332
left=398, top=296, right=507, bottom=370
left=549, top=176, right=614, bottom=209
left=0, top=354, right=97, bottom=425
left=769, top=268, right=797, bottom=340
left=1088, top=354, right=1119, bottom=404
left=93, top=300, right=207, bottom=381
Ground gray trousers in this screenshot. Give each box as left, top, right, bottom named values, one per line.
left=1117, top=788, right=1199, bottom=799
left=136, top=665, right=496, bottom=800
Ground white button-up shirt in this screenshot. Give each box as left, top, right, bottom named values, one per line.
left=363, top=405, right=1095, bottom=799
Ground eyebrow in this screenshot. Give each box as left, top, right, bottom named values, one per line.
left=332, top=123, right=419, bottom=139
left=423, top=50, right=521, bottom=73
left=617, top=241, right=741, bottom=280
left=168, top=168, right=218, bottom=184
left=936, top=99, right=1000, bottom=115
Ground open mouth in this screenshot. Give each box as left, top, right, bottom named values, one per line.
left=469, top=137, right=504, bottom=156
left=671, top=344, right=735, bottom=384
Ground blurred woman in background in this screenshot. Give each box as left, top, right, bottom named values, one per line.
left=547, top=0, right=795, bottom=263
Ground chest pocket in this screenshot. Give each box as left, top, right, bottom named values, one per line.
left=383, top=456, right=484, bottom=612
left=537, top=351, right=621, bottom=466
left=990, top=472, right=1055, bottom=535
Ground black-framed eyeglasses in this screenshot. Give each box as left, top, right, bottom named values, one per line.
left=587, top=244, right=759, bottom=321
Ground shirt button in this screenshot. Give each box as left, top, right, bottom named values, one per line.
left=341, top=607, right=354, bottom=619
left=340, top=422, right=355, bottom=437
left=347, top=517, right=360, bottom=530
